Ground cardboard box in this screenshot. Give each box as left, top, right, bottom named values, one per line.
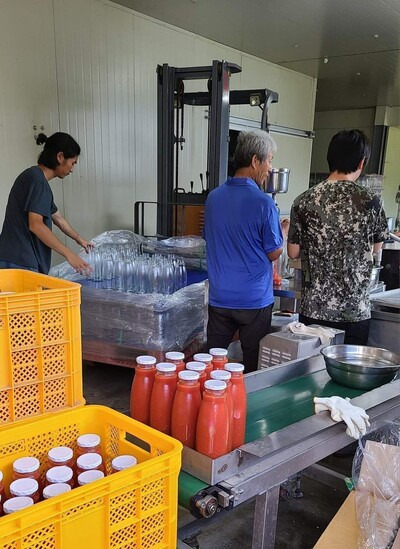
left=314, top=491, right=359, bottom=549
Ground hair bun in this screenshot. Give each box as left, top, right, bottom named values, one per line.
left=36, top=133, right=48, bottom=146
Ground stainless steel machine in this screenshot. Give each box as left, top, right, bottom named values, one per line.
left=369, top=288, right=400, bottom=354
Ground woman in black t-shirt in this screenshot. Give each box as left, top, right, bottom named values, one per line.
left=0, top=132, right=93, bottom=274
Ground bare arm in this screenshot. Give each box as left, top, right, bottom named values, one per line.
left=287, top=243, right=300, bottom=259
left=267, top=247, right=283, bottom=262
left=29, top=212, right=91, bottom=274
left=52, top=211, right=94, bottom=253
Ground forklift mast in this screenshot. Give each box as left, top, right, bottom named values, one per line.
left=156, top=60, right=278, bottom=237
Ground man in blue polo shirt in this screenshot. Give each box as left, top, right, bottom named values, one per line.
left=204, top=130, right=283, bottom=372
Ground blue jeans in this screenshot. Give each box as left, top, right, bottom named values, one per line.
left=0, top=261, right=38, bottom=272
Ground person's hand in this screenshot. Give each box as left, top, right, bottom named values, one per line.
left=314, top=396, right=370, bottom=439
left=280, top=218, right=290, bottom=239
left=66, top=251, right=92, bottom=276
left=76, top=235, right=95, bottom=254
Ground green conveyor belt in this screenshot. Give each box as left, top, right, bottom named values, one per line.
left=178, top=471, right=209, bottom=508
left=179, top=368, right=366, bottom=508
left=246, top=368, right=365, bottom=442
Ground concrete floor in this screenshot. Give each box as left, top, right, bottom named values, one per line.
left=83, top=361, right=352, bottom=549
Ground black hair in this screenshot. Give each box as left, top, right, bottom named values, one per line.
left=37, top=132, right=81, bottom=169
left=327, top=129, right=371, bottom=174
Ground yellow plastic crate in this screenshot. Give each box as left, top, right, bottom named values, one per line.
left=0, top=270, right=83, bottom=424
left=0, top=405, right=182, bottom=548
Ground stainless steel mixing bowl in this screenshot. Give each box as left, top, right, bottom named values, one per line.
left=321, top=345, right=400, bottom=390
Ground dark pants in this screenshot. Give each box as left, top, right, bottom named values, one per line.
left=299, top=314, right=370, bottom=346
left=207, top=304, right=273, bottom=373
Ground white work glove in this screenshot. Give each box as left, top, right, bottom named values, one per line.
left=313, top=396, right=370, bottom=439
left=285, top=322, right=336, bottom=345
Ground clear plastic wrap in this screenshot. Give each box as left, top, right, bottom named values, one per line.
left=49, top=230, right=146, bottom=281
left=352, top=420, right=400, bottom=548
left=50, top=230, right=207, bottom=364
left=80, top=281, right=206, bottom=362
left=144, top=235, right=206, bottom=271
left=155, top=236, right=205, bottom=249
left=49, top=230, right=206, bottom=277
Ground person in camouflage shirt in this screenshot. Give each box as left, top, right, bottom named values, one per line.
left=288, top=129, right=388, bottom=345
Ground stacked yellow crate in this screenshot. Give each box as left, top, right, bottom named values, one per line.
left=0, top=270, right=181, bottom=548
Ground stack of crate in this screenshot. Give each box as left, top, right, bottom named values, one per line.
left=0, top=270, right=181, bottom=548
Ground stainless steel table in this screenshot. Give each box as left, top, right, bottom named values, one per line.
left=178, top=354, right=400, bottom=548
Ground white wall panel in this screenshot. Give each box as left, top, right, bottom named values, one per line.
left=238, top=54, right=282, bottom=124
left=311, top=109, right=375, bottom=173
left=0, top=0, right=61, bottom=234
left=132, top=15, right=195, bottom=233
left=53, top=0, right=135, bottom=244
left=238, top=53, right=316, bottom=131
left=273, top=135, right=313, bottom=215
left=0, top=0, right=317, bottom=249
left=382, top=126, right=400, bottom=218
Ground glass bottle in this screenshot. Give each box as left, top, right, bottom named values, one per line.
left=195, top=380, right=230, bottom=458
left=165, top=351, right=185, bottom=374
left=3, top=496, right=34, bottom=514
left=193, top=353, right=213, bottom=378
left=43, top=483, right=72, bottom=499
left=45, top=466, right=74, bottom=488
left=76, top=434, right=101, bottom=456
left=77, top=470, right=105, bottom=486
left=76, top=453, right=105, bottom=476
left=48, top=447, right=74, bottom=469
left=111, top=455, right=137, bottom=473
left=209, top=348, right=228, bottom=370
left=9, top=478, right=40, bottom=503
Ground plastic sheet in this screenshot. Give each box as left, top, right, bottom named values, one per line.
left=352, top=420, right=400, bottom=548
left=50, top=230, right=206, bottom=277
left=80, top=281, right=206, bottom=352
left=144, top=235, right=206, bottom=271
left=155, top=236, right=205, bottom=249
left=49, top=230, right=146, bottom=281
left=50, top=230, right=207, bottom=362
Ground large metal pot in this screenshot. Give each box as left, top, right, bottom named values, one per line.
left=321, top=344, right=400, bottom=389
left=266, top=168, right=290, bottom=193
